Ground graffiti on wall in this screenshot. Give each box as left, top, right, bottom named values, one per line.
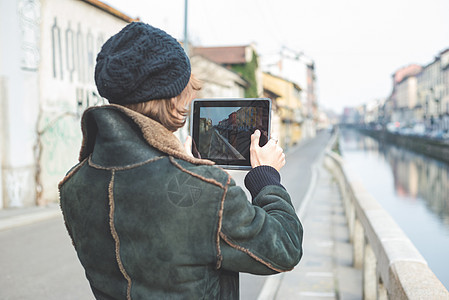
left=38, top=15, right=124, bottom=202
left=50, top=16, right=108, bottom=112
left=75, top=87, right=106, bottom=116
left=4, top=168, right=34, bottom=207
left=40, top=113, right=80, bottom=176
left=51, top=17, right=104, bottom=84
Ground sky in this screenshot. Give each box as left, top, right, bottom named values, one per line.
left=102, top=0, right=449, bottom=114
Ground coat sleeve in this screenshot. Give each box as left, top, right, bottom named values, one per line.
left=218, top=178, right=303, bottom=275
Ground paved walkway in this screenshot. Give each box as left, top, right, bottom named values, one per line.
left=259, top=161, right=362, bottom=300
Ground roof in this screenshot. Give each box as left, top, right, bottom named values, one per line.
left=81, top=0, right=139, bottom=23
left=440, top=48, right=449, bottom=55
left=192, top=46, right=250, bottom=65
left=392, top=64, right=422, bottom=84
left=263, top=88, right=281, bottom=99
left=190, top=55, right=248, bottom=87
left=263, top=72, right=302, bottom=91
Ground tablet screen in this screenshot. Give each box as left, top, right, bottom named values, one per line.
left=190, top=98, right=271, bottom=169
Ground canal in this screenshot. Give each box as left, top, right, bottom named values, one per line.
left=338, top=129, right=449, bottom=290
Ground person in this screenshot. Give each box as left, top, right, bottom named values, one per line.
left=59, top=22, right=303, bottom=300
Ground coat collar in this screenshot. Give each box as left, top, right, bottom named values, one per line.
left=79, top=104, right=214, bottom=166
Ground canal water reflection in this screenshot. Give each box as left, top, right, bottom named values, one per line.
left=339, top=129, right=449, bottom=290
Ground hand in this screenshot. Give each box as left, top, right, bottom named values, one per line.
left=184, top=136, right=194, bottom=157
left=250, top=130, right=285, bottom=171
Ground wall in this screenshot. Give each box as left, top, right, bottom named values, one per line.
left=0, top=77, right=5, bottom=209
left=191, top=55, right=246, bottom=98
left=37, top=0, right=130, bottom=203
left=0, top=0, right=132, bottom=208
left=396, top=75, right=418, bottom=125
left=262, top=72, right=303, bottom=149
left=0, top=0, right=41, bottom=207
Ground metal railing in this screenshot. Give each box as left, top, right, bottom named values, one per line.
left=324, top=138, right=449, bottom=299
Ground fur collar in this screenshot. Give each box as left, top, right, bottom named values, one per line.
left=79, top=104, right=214, bottom=166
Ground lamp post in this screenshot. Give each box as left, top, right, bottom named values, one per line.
left=183, top=0, right=189, bottom=56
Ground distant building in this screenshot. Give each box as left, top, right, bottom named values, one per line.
left=390, top=64, right=422, bottom=126
left=365, top=98, right=386, bottom=128
left=193, top=45, right=263, bottom=98
left=341, top=107, right=360, bottom=125
left=346, top=47, right=449, bottom=132
left=262, top=72, right=303, bottom=149
left=442, top=49, right=449, bottom=130
left=263, top=47, right=317, bottom=138
left=395, top=65, right=422, bottom=126
left=417, top=49, right=449, bottom=130
left=262, top=87, right=282, bottom=147
left=190, top=55, right=247, bottom=98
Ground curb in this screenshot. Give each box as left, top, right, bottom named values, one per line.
left=0, top=206, right=61, bottom=232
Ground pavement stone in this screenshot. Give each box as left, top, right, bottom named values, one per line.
left=274, top=163, right=362, bottom=300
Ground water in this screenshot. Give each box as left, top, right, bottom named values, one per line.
left=338, top=129, right=449, bottom=290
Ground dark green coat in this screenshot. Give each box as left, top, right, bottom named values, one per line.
left=59, top=105, right=303, bottom=299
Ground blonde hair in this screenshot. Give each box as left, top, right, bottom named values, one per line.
left=124, top=75, right=201, bottom=132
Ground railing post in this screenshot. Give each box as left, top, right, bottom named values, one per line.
left=378, top=281, right=388, bottom=300
left=346, top=196, right=355, bottom=241
left=363, top=243, right=377, bottom=300
left=353, top=218, right=364, bottom=269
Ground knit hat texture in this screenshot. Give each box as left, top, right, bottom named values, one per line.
left=95, top=22, right=191, bottom=104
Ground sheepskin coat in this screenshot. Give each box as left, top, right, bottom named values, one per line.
left=59, top=105, right=303, bottom=300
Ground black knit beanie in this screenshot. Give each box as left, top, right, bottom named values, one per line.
left=95, top=22, right=191, bottom=104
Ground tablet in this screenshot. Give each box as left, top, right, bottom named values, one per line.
left=190, top=98, right=271, bottom=170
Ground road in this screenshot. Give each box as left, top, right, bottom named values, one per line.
left=0, top=131, right=331, bottom=300
left=0, top=216, right=94, bottom=299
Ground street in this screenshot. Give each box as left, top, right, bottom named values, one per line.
left=238, top=130, right=331, bottom=299
left=0, top=216, right=94, bottom=299
left=0, top=131, right=331, bottom=300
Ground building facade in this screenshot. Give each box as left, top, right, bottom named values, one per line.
left=0, top=0, right=136, bottom=208
left=193, top=45, right=263, bottom=98
left=417, top=49, right=449, bottom=131
left=262, top=72, right=303, bottom=149
left=263, top=47, right=317, bottom=139
left=190, top=55, right=247, bottom=98
left=351, top=48, right=449, bottom=133
left=395, top=69, right=421, bottom=126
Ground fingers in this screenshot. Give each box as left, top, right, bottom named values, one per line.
left=280, top=152, right=286, bottom=168
left=250, top=130, right=261, bottom=168
left=250, top=130, right=286, bottom=171
left=251, top=130, right=261, bottom=149
left=272, top=141, right=285, bottom=171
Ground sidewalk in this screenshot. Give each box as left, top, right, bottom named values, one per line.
left=260, top=161, right=362, bottom=300
left=0, top=203, right=61, bottom=232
